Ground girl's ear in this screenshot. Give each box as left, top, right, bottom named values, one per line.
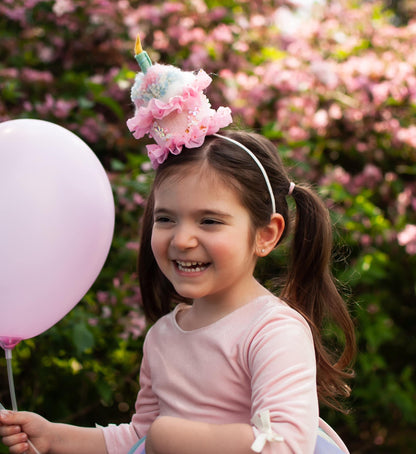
left=255, top=213, right=285, bottom=257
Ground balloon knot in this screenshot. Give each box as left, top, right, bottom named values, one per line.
left=0, top=337, right=22, bottom=351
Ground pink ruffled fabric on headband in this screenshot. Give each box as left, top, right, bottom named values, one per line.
left=126, top=63, right=232, bottom=168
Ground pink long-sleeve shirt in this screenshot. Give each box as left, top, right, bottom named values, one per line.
left=102, top=295, right=349, bottom=454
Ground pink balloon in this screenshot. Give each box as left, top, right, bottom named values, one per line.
left=0, top=119, right=115, bottom=347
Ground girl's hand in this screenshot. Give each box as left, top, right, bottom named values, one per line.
left=0, top=410, right=50, bottom=454
left=0, top=411, right=107, bottom=454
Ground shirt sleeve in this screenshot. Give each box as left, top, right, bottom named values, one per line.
left=101, top=334, right=160, bottom=454
left=246, top=308, right=318, bottom=454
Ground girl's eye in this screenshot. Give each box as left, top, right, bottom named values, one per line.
left=201, top=218, right=222, bottom=225
left=154, top=216, right=172, bottom=223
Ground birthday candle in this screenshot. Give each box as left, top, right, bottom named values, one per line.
left=134, top=34, right=152, bottom=73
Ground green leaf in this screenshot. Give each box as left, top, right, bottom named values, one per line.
left=72, top=322, right=95, bottom=355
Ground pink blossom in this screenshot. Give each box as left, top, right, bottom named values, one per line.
left=0, top=4, right=26, bottom=23
left=250, top=14, right=267, bottom=28
left=336, top=167, right=352, bottom=186
left=356, top=142, right=368, bottom=153
left=370, top=82, right=390, bottom=106
left=121, top=311, right=146, bottom=340
left=162, top=2, right=184, bottom=14
left=0, top=68, right=18, bottom=78
left=126, top=242, right=139, bottom=251
left=208, top=6, right=228, bottom=21
left=396, top=126, right=416, bottom=148
left=141, top=162, right=152, bottom=172
left=362, top=164, right=383, bottom=184
left=211, top=24, right=233, bottom=43
left=133, top=193, right=145, bottom=206
left=235, top=72, right=259, bottom=90
left=178, top=27, right=206, bottom=46
left=233, top=41, right=249, bottom=53
left=397, top=187, right=414, bottom=215
left=23, top=101, right=33, bottom=112
left=323, top=166, right=351, bottom=187
left=312, top=109, right=329, bottom=129
left=21, top=69, right=53, bottom=83
left=125, top=5, right=161, bottom=28
left=360, top=234, right=372, bottom=247
left=345, top=108, right=364, bottom=122
left=310, top=61, right=338, bottom=89
left=352, top=164, right=383, bottom=191
left=55, top=98, right=77, bottom=118
left=397, top=224, right=416, bottom=255
left=96, top=291, right=109, bottom=304
left=79, top=117, right=101, bottom=143
left=385, top=172, right=397, bottom=183
left=186, top=45, right=209, bottom=69
left=53, top=0, right=75, bottom=16
left=102, top=306, right=112, bottom=319
left=287, top=126, right=309, bottom=142
left=38, top=46, right=54, bottom=63
left=328, top=103, right=342, bottom=120
left=153, top=30, right=169, bottom=51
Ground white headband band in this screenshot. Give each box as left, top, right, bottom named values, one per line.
left=214, top=133, right=278, bottom=213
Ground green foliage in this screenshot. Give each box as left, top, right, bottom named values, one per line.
left=1, top=0, right=416, bottom=452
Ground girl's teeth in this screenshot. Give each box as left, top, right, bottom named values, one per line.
left=176, top=261, right=207, bottom=272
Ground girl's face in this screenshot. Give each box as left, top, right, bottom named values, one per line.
left=151, top=166, right=261, bottom=309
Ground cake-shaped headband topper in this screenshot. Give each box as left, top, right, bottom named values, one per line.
left=126, top=34, right=233, bottom=168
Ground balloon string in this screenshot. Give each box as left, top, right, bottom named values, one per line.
left=5, top=349, right=18, bottom=412
left=28, top=439, right=42, bottom=453
left=4, top=349, right=42, bottom=454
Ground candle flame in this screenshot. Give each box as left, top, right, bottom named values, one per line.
left=135, top=34, right=143, bottom=55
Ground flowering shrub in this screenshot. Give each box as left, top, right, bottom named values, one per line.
left=1, top=0, right=415, bottom=452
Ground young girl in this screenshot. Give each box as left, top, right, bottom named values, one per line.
left=0, top=38, right=355, bottom=454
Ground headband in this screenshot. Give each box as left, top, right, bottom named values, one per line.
left=213, top=133, right=277, bottom=213
left=127, top=35, right=294, bottom=211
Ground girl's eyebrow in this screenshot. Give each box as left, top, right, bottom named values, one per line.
left=154, top=207, right=232, bottom=219
left=198, top=209, right=233, bottom=219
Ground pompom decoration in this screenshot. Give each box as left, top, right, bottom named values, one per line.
left=126, top=36, right=232, bottom=168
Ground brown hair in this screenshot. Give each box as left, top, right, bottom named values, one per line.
left=138, top=130, right=355, bottom=411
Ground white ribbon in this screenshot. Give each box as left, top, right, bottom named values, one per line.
left=250, top=410, right=284, bottom=453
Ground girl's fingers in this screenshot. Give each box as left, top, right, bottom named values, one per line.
left=0, top=412, right=37, bottom=453
left=1, top=422, right=30, bottom=454
left=2, top=431, right=28, bottom=448
left=0, top=410, right=17, bottom=425
left=7, top=442, right=30, bottom=454
left=0, top=424, right=22, bottom=436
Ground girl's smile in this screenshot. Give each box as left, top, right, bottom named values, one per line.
left=174, top=260, right=210, bottom=273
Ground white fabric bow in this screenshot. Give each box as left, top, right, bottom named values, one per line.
left=250, top=410, right=284, bottom=453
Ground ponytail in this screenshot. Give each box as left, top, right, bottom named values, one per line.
left=281, top=184, right=356, bottom=411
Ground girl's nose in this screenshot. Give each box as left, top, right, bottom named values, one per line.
left=171, top=224, right=198, bottom=250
